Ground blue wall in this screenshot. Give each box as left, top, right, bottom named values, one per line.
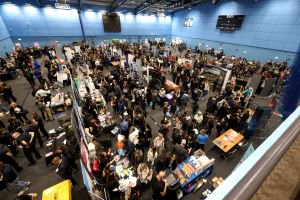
left=172, top=0, right=300, bottom=63
left=0, top=4, right=172, bottom=47
left=81, top=10, right=172, bottom=37
left=0, top=15, right=13, bottom=56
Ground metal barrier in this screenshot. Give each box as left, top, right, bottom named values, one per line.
left=206, top=106, right=300, bottom=200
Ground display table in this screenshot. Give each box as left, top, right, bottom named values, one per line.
left=213, top=129, right=244, bottom=153
left=42, top=180, right=72, bottom=200
left=98, top=110, right=115, bottom=133
left=175, top=155, right=214, bottom=194
left=57, top=72, right=69, bottom=87
left=50, top=93, right=65, bottom=114
left=44, top=131, right=66, bottom=166
left=114, top=157, right=137, bottom=192
left=164, top=80, right=180, bottom=92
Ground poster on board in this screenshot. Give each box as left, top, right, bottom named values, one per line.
left=80, top=160, right=94, bottom=192
left=80, top=138, right=91, bottom=173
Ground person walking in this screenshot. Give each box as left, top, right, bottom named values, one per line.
left=0, top=161, right=30, bottom=196
left=31, top=112, right=49, bottom=139
left=12, top=132, right=41, bottom=166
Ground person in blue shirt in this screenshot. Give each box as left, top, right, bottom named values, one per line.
left=197, top=128, right=209, bottom=151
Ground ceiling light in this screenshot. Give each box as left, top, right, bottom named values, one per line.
left=188, top=7, right=191, bottom=9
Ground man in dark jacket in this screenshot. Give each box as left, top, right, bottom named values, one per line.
left=32, top=112, right=49, bottom=139
left=12, top=131, right=41, bottom=166
left=25, top=120, right=43, bottom=148
left=52, top=156, right=77, bottom=185
left=173, top=139, right=190, bottom=163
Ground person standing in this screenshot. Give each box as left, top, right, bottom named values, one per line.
left=9, top=103, right=28, bottom=123
left=52, top=156, right=77, bottom=186
left=0, top=82, right=17, bottom=103
left=23, top=70, right=35, bottom=88
left=0, top=161, right=30, bottom=196
left=24, top=120, right=43, bottom=148
left=57, top=146, right=78, bottom=171
left=197, top=129, right=209, bottom=151
left=31, top=112, right=49, bottom=139
left=151, top=170, right=168, bottom=200
left=12, top=132, right=41, bottom=166
left=0, top=147, right=22, bottom=172
left=173, top=139, right=190, bottom=163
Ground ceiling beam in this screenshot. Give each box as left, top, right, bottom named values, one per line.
left=109, top=0, right=127, bottom=12
left=135, top=0, right=163, bottom=14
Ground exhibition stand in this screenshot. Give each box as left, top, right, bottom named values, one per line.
left=175, top=152, right=215, bottom=194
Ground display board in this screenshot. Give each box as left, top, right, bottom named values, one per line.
left=246, top=74, right=262, bottom=94
left=259, top=78, right=277, bottom=97
left=102, top=13, right=121, bottom=33
left=216, top=15, right=245, bottom=32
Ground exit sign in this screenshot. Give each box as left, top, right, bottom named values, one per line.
left=55, top=3, right=71, bottom=10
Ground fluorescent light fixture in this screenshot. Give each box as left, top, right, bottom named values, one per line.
left=18, top=38, right=22, bottom=41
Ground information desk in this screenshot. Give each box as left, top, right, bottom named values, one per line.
left=175, top=155, right=214, bottom=194
left=42, top=180, right=72, bottom=200
left=213, top=129, right=244, bottom=153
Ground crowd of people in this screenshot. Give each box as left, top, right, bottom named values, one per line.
left=69, top=42, right=288, bottom=200
left=0, top=41, right=289, bottom=200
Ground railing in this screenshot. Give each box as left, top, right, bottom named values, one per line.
left=206, top=106, right=300, bottom=200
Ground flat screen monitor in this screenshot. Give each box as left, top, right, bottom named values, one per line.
left=102, top=13, right=121, bottom=33
left=216, top=15, right=245, bottom=32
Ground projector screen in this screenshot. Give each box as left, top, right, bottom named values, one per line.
left=102, top=13, right=121, bottom=33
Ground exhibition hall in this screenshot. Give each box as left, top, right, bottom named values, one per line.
left=0, top=0, right=299, bottom=200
